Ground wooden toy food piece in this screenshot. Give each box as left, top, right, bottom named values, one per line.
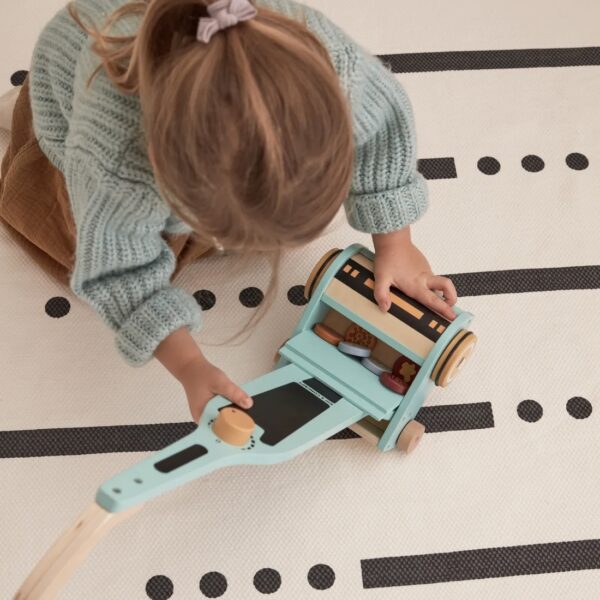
left=360, top=356, right=391, bottom=376
left=344, top=323, right=377, bottom=350
left=392, top=355, right=420, bottom=385
left=379, top=371, right=409, bottom=395
left=396, top=420, right=426, bottom=453
left=313, top=323, right=344, bottom=345
left=212, top=407, right=255, bottom=447
left=431, top=330, right=478, bottom=387
left=337, top=341, right=371, bottom=358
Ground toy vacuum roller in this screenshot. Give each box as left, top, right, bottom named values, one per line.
left=15, top=243, right=477, bottom=599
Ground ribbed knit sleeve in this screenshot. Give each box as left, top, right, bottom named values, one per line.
left=63, top=149, right=203, bottom=367
left=343, top=47, right=429, bottom=234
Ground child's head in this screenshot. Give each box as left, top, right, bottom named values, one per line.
left=69, top=0, right=355, bottom=344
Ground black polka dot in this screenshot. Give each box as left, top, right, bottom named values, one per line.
left=566, top=396, right=592, bottom=419
left=145, top=575, right=174, bottom=600
left=45, top=297, right=71, bottom=318
left=239, top=286, right=264, bottom=307
left=194, top=289, right=216, bottom=310
left=566, top=153, right=589, bottom=171
left=10, top=70, right=28, bottom=86
left=477, top=156, right=501, bottom=175
left=517, top=400, right=543, bottom=423
left=287, top=285, right=308, bottom=306
left=253, top=568, right=281, bottom=594
left=522, top=155, right=544, bottom=172
left=307, top=564, right=335, bottom=590
left=199, top=572, right=227, bottom=598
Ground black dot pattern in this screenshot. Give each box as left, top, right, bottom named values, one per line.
left=517, top=400, right=543, bottom=422
left=253, top=568, right=282, bottom=594
left=522, top=155, right=545, bottom=172
left=239, top=286, right=264, bottom=307
left=145, top=575, right=174, bottom=600
left=194, top=289, right=216, bottom=310
left=566, top=396, right=592, bottom=419
left=199, top=572, right=227, bottom=598
left=307, top=564, right=335, bottom=590
left=287, top=284, right=308, bottom=306
left=477, top=156, right=501, bottom=175
left=45, top=296, right=71, bottom=318
left=10, top=70, right=28, bottom=86
left=566, top=152, right=589, bottom=170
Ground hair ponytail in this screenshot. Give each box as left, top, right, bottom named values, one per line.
left=68, top=0, right=355, bottom=347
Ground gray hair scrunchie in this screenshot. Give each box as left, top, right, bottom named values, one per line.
left=196, top=0, right=258, bottom=43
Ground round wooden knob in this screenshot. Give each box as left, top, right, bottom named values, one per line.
left=212, top=406, right=255, bottom=446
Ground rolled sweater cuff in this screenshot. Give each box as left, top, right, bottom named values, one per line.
left=345, top=174, right=429, bottom=234
left=116, top=287, right=203, bottom=367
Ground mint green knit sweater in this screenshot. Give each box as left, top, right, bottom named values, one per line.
left=28, top=0, right=428, bottom=367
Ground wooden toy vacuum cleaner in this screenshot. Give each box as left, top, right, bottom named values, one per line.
left=15, top=243, right=477, bottom=599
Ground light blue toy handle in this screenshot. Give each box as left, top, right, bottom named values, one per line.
left=96, top=363, right=365, bottom=513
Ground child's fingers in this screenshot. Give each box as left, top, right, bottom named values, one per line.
left=418, top=288, right=456, bottom=321
left=427, top=275, right=458, bottom=305
left=373, top=276, right=393, bottom=312
left=219, top=378, right=253, bottom=409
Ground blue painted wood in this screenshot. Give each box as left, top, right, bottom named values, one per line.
left=96, top=243, right=476, bottom=512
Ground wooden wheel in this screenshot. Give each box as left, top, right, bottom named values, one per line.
left=304, top=248, right=342, bottom=301
left=431, top=330, right=477, bottom=387
left=396, top=420, right=425, bottom=453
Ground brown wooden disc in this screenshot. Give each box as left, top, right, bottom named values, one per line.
left=392, top=355, right=420, bottom=384
left=344, top=323, right=377, bottom=349
left=313, top=323, right=343, bottom=345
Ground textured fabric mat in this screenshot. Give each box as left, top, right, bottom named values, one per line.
left=1, top=0, right=599, bottom=598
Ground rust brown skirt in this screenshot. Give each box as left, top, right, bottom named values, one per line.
left=0, top=78, right=215, bottom=287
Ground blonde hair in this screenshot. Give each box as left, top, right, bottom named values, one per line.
left=68, top=0, right=355, bottom=346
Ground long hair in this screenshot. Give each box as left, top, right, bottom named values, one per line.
left=68, top=0, right=355, bottom=345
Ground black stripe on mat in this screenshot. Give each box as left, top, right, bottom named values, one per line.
left=1, top=403, right=494, bottom=458
left=378, top=47, right=600, bottom=73
left=331, top=402, right=494, bottom=439
left=0, top=423, right=197, bottom=458
left=417, top=157, right=457, bottom=180
left=449, top=265, right=600, bottom=296
left=361, top=538, right=600, bottom=587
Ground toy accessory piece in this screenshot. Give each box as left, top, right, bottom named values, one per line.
left=337, top=341, right=371, bottom=358
left=313, top=323, right=344, bottom=345
left=360, top=356, right=391, bottom=376
left=392, top=354, right=420, bottom=385
left=380, top=371, right=409, bottom=395
left=15, top=243, right=478, bottom=599
left=212, top=407, right=255, bottom=446
left=344, top=323, right=377, bottom=349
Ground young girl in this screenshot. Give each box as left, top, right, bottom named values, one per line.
left=0, top=0, right=457, bottom=424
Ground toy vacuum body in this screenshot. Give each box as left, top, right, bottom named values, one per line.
left=97, top=243, right=477, bottom=514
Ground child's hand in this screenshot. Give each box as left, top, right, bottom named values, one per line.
left=372, top=230, right=457, bottom=322
left=178, top=356, right=254, bottom=424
